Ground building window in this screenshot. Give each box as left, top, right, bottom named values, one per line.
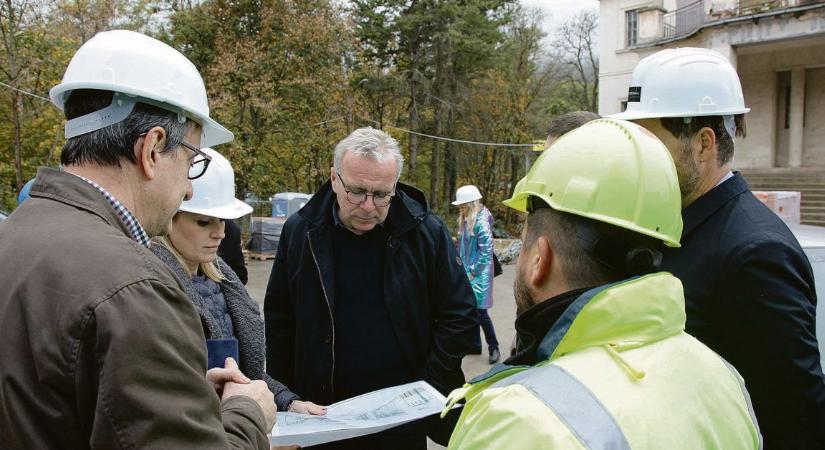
left=626, top=10, right=639, bottom=48
left=620, top=100, right=628, bottom=112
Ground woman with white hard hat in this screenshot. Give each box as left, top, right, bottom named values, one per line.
left=454, top=185, right=500, bottom=364
left=152, top=148, right=326, bottom=415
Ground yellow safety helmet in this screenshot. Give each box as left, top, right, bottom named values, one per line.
left=504, top=118, right=682, bottom=247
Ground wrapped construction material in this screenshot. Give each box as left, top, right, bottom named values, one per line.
left=753, top=191, right=801, bottom=224
left=246, top=217, right=284, bottom=254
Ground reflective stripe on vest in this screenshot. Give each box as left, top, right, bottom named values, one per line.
left=491, top=364, right=631, bottom=450
left=720, top=359, right=764, bottom=450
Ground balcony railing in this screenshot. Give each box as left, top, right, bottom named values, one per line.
left=641, top=0, right=824, bottom=46
left=662, top=0, right=705, bottom=39
left=736, top=0, right=824, bottom=16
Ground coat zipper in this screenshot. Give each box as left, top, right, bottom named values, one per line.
left=307, top=231, right=335, bottom=395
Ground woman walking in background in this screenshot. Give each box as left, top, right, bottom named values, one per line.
left=152, top=147, right=325, bottom=415
left=454, top=185, right=500, bottom=364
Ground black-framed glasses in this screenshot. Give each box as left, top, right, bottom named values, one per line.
left=179, top=140, right=212, bottom=180
left=336, top=170, right=395, bottom=207
left=138, top=132, right=212, bottom=180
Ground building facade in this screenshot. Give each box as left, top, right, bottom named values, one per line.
left=598, top=0, right=825, bottom=169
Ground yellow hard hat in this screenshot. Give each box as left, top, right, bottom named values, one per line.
left=504, top=118, right=682, bottom=247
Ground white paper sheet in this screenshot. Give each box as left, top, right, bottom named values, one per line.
left=269, top=380, right=455, bottom=447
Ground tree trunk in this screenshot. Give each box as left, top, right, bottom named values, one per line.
left=483, top=147, right=498, bottom=204
left=509, top=151, right=520, bottom=201
left=444, top=76, right=458, bottom=209
left=13, top=90, right=23, bottom=191
left=429, top=106, right=442, bottom=211
left=407, top=93, right=418, bottom=180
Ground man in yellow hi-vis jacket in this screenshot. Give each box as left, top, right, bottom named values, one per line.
left=443, top=119, right=762, bottom=450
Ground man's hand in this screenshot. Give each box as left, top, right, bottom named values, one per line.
left=223, top=378, right=277, bottom=431
left=206, top=357, right=250, bottom=396
left=288, top=400, right=327, bottom=415
left=208, top=358, right=277, bottom=430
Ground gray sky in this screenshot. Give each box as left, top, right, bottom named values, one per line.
left=521, top=0, right=599, bottom=39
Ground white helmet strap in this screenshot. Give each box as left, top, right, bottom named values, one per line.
left=65, top=93, right=136, bottom=139
left=683, top=115, right=737, bottom=141
left=64, top=92, right=188, bottom=139
left=722, top=115, right=736, bottom=139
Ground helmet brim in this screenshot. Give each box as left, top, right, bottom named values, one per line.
left=50, top=82, right=234, bottom=148
left=199, top=116, right=234, bottom=148
left=608, top=108, right=751, bottom=121
left=178, top=199, right=253, bottom=220
left=502, top=194, right=528, bottom=213
left=504, top=191, right=681, bottom=248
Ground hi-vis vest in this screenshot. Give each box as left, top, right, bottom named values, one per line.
left=444, top=273, right=762, bottom=449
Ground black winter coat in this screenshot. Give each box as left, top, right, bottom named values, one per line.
left=661, top=172, right=825, bottom=449
left=264, top=181, right=478, bottom=443
left=218, top=219, right=248, bottom=284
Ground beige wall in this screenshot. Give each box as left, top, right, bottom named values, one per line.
left=804, top=67, right=825, bottom=166
left=737, top=39, right=825, bottom=168
left=639, top=9, right=663, bottom=41
left=738, top=68, right=776, bottom=168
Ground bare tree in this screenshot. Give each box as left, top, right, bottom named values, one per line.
left=0, top=0, right=49, bottom=191
left=554, top=9, right=599, bottom=112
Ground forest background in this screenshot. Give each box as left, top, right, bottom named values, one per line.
left=0, top=0, right=598, bottom=233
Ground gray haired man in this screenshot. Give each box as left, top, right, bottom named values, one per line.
left=0, top=30, right=275, bottom=449
left=264, top=127, right=478, bottom=449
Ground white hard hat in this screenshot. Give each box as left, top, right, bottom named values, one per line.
left=610, top=47, right=750, bottom=121
left=179, top=148, right=252, bottom=219
left=453, top=185, right=482, bottom=205
left=50, top=30, right=233, bottom=148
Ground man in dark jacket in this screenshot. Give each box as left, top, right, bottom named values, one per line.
left=613, top=47, right=825, bottom=449
left=0, top=30, right=275, bottom=449
left=264, top=127, right=478, bottom=449
left=219, top=219, right=249, bottom=284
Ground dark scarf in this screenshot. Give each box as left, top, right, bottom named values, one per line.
left=506, top=287, right=593, bottom=366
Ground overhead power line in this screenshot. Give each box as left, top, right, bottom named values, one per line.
left=0, top=80, right=51, bottom=102
left=0, top=86, right=536, bottom=150
left=359, top=117, right=534, bottom=148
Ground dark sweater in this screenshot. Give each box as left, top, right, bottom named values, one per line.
left=331, top=223, right=409, bottom=401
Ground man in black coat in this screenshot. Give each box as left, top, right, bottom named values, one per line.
left=218, top=219, right=248, bottom=284
left=613, top=47, right=824, bottom=449
left=264, top=127, right=478, bottom=449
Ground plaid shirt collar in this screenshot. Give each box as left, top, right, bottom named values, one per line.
left=74, top=174, right=151, bottom=248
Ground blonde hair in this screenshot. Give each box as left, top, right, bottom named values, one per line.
left=153, top=235, right=225, bottom=283
left=458, top=200, right=481, bottom=237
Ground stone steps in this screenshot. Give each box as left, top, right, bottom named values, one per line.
left=741, top=168, right=825, bottom=226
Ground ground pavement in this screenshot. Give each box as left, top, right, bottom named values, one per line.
left=245, top=259, right=518, bottom=449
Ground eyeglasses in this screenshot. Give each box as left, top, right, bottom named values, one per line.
left=138, top=132, right=212, bottom=180
left=336, top=170, right=395, bottom=207
left=179, top=140, right=212, bottom=180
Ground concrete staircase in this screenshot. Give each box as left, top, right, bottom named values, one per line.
left=740, top=168, right=825, bottom=227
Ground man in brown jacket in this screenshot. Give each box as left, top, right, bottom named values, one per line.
left=0, top=30, right=276, bottom=449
